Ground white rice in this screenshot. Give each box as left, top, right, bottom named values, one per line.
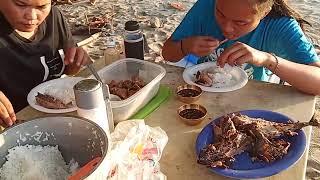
left=207, top=67, right=233, bottom=84
left=44, top=85, right=75, bottom=105
left=212, top=72, right=233, bottom=84
left=0, top=145, right=76, bottom=180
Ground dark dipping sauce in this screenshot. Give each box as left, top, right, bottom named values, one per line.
left=177, top=89, right=201, bottom=97
left=179, top=109, right=205, bottom=119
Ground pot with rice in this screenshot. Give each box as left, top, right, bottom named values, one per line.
left=0, top=116, right=110, bottom=180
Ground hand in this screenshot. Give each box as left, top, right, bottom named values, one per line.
left=64, top=47, right=91, bottom=67
left=182, top=36, right=220, bottom=57
left=217, top=42, right=270, bottom=67
left=0, top=91, right=16, bottom=127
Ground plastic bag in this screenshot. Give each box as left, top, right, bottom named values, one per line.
left=105, top=120, right=168, bottom=180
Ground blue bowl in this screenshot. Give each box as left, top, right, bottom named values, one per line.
left=195, top=110, right=307, bottom=179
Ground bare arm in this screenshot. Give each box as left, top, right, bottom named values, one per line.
left=218, top=42, right=320, bottom=95
left=162, top=36, right=221, bottom=62
left=265, top=54, right=320, bottom=95
left=162, top=37, right=186, bottom=62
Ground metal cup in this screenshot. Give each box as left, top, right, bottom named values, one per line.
left=74, top=79, right=104, bottom=109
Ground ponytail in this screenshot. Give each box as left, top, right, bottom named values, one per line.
left=256, top=0, right=311, bottom=31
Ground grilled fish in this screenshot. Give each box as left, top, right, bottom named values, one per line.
left=35, top=92, right=73, bottom=109
left=198, top=113, right=319, bottom=168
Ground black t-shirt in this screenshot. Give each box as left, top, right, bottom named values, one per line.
left=0, top=7, right=74, bottom=112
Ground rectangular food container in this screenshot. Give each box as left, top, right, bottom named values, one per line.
left=93, top=58, right=166, bottom=123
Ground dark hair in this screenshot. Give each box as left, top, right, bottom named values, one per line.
left=254, top=0, right=311, bottom=31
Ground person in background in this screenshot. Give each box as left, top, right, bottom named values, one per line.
left=0, top=0, right=91, bottom=127
left=162, top=0, right=320, bottom=95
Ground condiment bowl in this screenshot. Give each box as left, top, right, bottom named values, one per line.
left=177, top=104, right=207, bottom=126
left=176, top=84, right=202, bottom=104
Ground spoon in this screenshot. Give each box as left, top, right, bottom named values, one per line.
left=86, top=58, right=115, bottom=132
left=219, top=39, right=228, bottom=46
left=68, top=157, right=102, bottom=180
left=86, top=58, right=111, bottom=99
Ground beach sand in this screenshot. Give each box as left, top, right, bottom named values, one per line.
left=57, top=0, right=196, bottom=61
left=56, top=0, right=319, bottom=179
left=290, top=1, right=320, bottom=179
left=290, top=0, right=320, bottom=46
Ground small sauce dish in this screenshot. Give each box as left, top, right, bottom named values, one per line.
left=177, top=104, right=207, bottom=126
left=176, top=84, right=202, bottom=104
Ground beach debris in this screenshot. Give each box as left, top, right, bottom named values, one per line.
left=52, top=0, right=73, bottom=5
left=72, top=27, right=99, bottom=36
left=136, top=16, right=150, bottom=23
left=89, top=17, right=109, bottom=29
left=150, top=17, right=161, bottom=28
left=169, top=2, right=186, bottom=11
left=76, top=32, right=101, bottom=47
left=141, top=11, right=148, bottom=16
left=54, top=0, right=191, bottom=62
left=89, top=0, right=97, bottom=5
left=52, top=0, right=97, bottom=5
left=72, top=15, right=110, bottom=36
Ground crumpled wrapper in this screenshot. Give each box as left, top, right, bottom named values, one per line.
left=105, top=120, right=168, bottom=180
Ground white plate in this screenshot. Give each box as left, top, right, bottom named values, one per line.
left=27, top=77, right=85, bottom=113
left=183, top=62, right=248, bottom=92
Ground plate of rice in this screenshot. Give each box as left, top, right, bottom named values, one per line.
left=27, top=77, right=84, bottom=113
left=183, top=62, right=248, bottom=92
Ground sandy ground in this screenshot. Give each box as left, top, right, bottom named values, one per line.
left=57, top=0, right=196, bottom=60
left=290, top=1, right=320, bottom=179
left=56, top=0, right=319, bottom=179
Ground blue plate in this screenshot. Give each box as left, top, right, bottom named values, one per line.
left=195, top=110, right=307, bottom=179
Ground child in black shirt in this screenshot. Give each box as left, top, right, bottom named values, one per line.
left=0, top=0, right=91, bottom=127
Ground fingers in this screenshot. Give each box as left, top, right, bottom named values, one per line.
left=225, top=48, right=249, bottom=66
left=0, top=91, right=15, bottom=120
left=185, top=36, right=220, bottom=57
left=234, top=54, right=251, bottom=66
left=198, top=36, right=220, bottom=48
left=0, top=102, right=13, bottom=127
left=74, top=48, right=85, bottom=66
left=65, top=47, right=91, bottom=67
left=64, top=47, right=77, bottom=65
left=0, top=91, right=15, bottom=127
left=218, top=42, right=245, bottom=67
left=201, top=36, right=219, bottom=42
left=196, top=49, right=216, bottom=57
left=79, top=49, right=91, bottom=66
left=10, top=112, right=16, bottom=122
left=0, top=119, right=6, bottom=128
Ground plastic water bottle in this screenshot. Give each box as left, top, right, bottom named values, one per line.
left=104, top=40, right=120, bottom=66
left=124, top=20, right=144, bottom=60
left=73, top=79, right=114, bottom=135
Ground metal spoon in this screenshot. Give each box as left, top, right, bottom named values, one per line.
left=86, top=58, right=111, bottom=99
left=86, top=58, right=115, bottom=132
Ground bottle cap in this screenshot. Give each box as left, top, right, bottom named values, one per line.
left=125, top=21, right=140, bottom=31
left=73, top=79, right=104, bottom=109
